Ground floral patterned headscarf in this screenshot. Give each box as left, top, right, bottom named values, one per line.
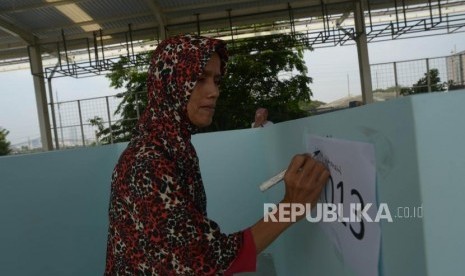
left=133, top=34, right=228, bottom=147
left=106, top=35, right=242, bottom=275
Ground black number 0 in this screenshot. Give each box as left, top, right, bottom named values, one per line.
left=350, top=189, right=365, bottom=240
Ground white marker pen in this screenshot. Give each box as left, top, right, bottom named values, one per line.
left=259, top=151, right=319, bottom=192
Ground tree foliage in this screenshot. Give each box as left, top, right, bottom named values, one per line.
left=373, top=85, right=407, bottom=93
left=401, top=69, right=446, bottom=95
left=90, top=53, right=151, bottom=144
left=92, top=34, right=313, bottom=143
left=0, top=127, right=12, bottom=156
left=205, top=34, right=312, bottom=131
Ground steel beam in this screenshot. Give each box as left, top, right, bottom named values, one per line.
left=354, top=0, right=374, bottom=104
left=29, top=45, right=53, bottom=151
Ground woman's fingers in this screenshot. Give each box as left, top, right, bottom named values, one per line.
left=287, top=154, right=318, bottom=175
left=286, top=154, right=307, bottom=175
left=284, top=154, right=330, bottom=205
left=317, top=168, right=330, bottom=185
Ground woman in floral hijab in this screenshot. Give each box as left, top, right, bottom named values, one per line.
left=105, top=34, right=329, bottom=275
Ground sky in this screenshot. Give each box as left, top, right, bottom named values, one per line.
left=0, top=32, right=464, bottom=145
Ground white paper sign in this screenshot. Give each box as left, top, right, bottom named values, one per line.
left=306, top=135, right=380, bottom=276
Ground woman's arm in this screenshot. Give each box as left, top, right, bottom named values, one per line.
left=251, top=154, right=329, bottom=253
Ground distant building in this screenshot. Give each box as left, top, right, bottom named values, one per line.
left=11, top=136, right=95, bottom=152
left=316, top=91, right=399, bottom=112
left=446, top=50, right=465, bottom=86
left=11, top=137, right=42, bottom=150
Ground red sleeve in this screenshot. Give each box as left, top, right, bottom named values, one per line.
left=224, top=228, right=257, bottom=275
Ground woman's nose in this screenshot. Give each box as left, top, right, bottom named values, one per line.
left=206, top=79, right=220, bottom=98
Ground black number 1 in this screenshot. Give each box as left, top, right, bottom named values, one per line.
left=336, top=181, right=346, bottom=226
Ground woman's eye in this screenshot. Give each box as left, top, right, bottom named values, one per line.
left=214, top=76, right=222, bottom=85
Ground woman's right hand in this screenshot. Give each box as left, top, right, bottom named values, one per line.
left=282, top=154, right=329, bottom=213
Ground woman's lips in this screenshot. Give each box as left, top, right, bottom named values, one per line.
left=200, top=104, right=215, bottom=111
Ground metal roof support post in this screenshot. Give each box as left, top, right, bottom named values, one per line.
left=459, top=53, right=464, bottom=86
left=354, top=0, right=373, bottom=104
left=426, top=58, right=431, bottom=92
left=47, top=79, right=59, bottom=149
left=143, top=0, right=166, bottom=40
left=227, top=9, right=235, bottom=48
left=394, top=62, right=400, bottom=97
left=47, top=63, right=61, bottom=149
left=29, top=44, right=53, bottom=150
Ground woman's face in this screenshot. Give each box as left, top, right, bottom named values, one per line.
left=187, top=53, right=222, bottom=128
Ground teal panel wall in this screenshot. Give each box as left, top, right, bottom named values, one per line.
left=259, top=97, right=426, bottom=276
left=192, top=129, right=268, bottom=233
left=0, top=145, right=120, bottom=275
left=1, top=91, right=464, bottom=275
left=411, top=92, right=465, bottom=276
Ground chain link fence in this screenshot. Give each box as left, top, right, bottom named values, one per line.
left=48, top=94, right=134, bottom=148
left=48, top=53, right=465, bottom=149
left=371, top=53, right=465, bottom=95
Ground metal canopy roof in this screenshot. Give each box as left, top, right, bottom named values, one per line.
left=1, top=0, right=464, bottom=151
left=1, top=0, right=464, bottom=72
left=3, top=0, right=349, bottom=60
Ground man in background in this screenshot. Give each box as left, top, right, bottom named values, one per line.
left=252, top=107, right=273, bottom=128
